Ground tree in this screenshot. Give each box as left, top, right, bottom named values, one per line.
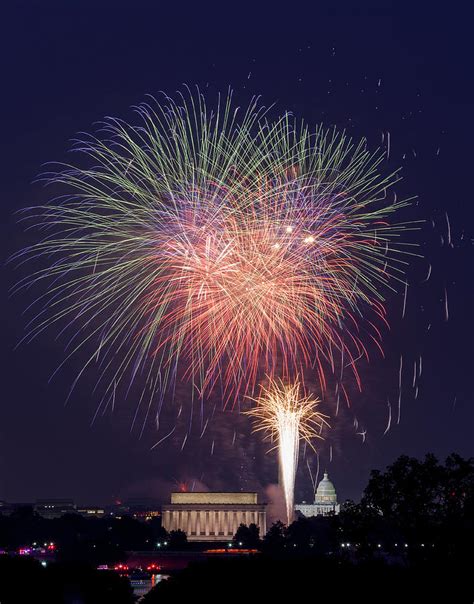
left=361, top=453, right=474, bottom=561
left=168, top=529, right=187, bottom=549
left=363, top=454, right=445, bottom=528
left=443, top=453, right=474, bottom=517
left=283, top=515, right=337, bottom=553
left=233, top=523, right=260, bottom=548
left=152, top=523, right=169, bottom=546
left=285, top=517, right=312, bottom=548
left=262, top=520, right=286, bottom=550
left=338, top=500, right=394, bottom=559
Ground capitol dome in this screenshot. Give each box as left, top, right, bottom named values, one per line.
left=295, top=470, right=340, bottom=517
left=314, top=472, right=337, bottom=504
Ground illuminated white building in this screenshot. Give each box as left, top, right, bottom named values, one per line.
left=162, top=492, right=267, bottom=542
left=34, top=499, right=76, bottom=519
left=295, top=472, right=340, bottom=517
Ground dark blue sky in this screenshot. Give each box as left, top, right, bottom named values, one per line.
left=1, top=2, right=473, bottom=506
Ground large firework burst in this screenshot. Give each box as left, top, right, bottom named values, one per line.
left=14, top=88, right=413, bottom=425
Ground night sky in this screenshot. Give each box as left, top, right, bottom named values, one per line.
left=1, top=2, right=473, bottom=509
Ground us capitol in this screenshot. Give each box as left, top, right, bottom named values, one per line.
left=295, top=471, right=340, bottom=517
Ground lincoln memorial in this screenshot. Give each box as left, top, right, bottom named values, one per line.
left=162, top=492, right=267, bottom=542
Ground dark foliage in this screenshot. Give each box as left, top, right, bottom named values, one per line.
left=168, top=529, right=188, bottom=549
left=352, top=453, right=474, bottom=562
left=0, top=511, right=170, bottom=564
left=141, top=555, right=472, bottom=603
left=0, top=556, right=133, bottom=604
left=233, top=522, right=260, bottom=548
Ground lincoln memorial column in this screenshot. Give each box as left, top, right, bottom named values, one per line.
left=217, top=511, right=223, bottom=536
left=185, top=511, right=191, bottom=535
left=223, top=511, right=228, bottom=536
left=196, top=511, right=201, bottom=537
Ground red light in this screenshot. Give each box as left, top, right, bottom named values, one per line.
left=114, top=564, right=128, bottom=571
left=147, top=563, right=159, bottom=571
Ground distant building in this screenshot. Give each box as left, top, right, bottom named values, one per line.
left=162, top=492, right=267, bottom=542
left=131, top=508, right=161, bottom=522
left=105, top=498, right=161, bottom=521
left=34, top=499, right=76, bottom=519
left=295, top=472, right=340, bottom=517
left=76, top=506, right=106, bottom=518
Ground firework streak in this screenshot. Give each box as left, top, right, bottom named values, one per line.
left=245, top=378, right=328, bottom=524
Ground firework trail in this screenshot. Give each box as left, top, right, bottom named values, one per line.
left=422, top=263, right=432, bottom=282
left=397, top=355, right=403, bottom=424
left=13, top=88, right=416, bottom=427
left=445, top=212, right=451, bottom=245
left=383, top=399, right=392, bottom=435
left=402, top=280, right=408, bottom=318
left=306, top=457, right=316, bottom=492
left=245, top=377, right=328, bottom=524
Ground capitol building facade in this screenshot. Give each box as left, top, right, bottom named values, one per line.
left=295, top=471, right=340, bottom=517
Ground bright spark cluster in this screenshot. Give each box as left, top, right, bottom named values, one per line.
left=245, top=378, right=329, bottom=524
